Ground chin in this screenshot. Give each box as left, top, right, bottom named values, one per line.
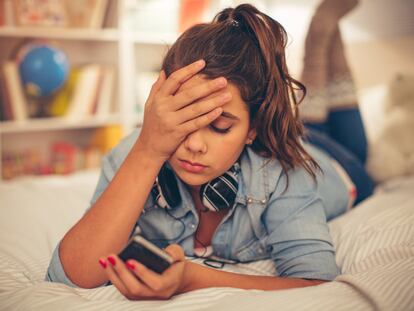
left=173, top=169, right=211, bottom=186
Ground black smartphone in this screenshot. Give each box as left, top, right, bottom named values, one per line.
left=118, top=235, right=173, bottom=274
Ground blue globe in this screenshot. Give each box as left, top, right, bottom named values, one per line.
left=18, top=44, right=69, bottom=97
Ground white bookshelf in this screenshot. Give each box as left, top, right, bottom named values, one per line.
left=0, top=115, right=123, bottom=133
left=0, top=0, right=179, bottom=181
left=0, top=27, right=120, bottom=42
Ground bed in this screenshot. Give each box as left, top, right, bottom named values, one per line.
left=0, top=169, right=413, bottom=311
left=1, top=80, right=414, bottom=310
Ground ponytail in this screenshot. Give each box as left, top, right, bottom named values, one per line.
left=214, top=4, right=320, bottom=183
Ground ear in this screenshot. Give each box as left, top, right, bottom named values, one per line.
left=246, top=128, right=257, bottom=145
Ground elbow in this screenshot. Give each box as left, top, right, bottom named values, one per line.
left=46, top=240, right=107, bottom=289
left=60, top=255, right=107, bottom=289
left=47, top=261, right=107, bottom=289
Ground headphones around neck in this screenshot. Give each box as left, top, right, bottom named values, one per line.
left=151, top=163, right=240, bottom=212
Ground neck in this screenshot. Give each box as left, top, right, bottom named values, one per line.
left=187, top=184, right=208, bottom=212
left=189, top=185, right=200, bottom=196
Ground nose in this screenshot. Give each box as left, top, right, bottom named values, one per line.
left=183, top=130, right=207, bottom=154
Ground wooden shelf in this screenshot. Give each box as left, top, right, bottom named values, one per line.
left=0, top=27, right=180, bottom=45
left=0, top=115, right=122, bottom=134
left=0, top=26, right=119, bottom=41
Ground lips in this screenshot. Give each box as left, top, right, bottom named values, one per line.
left=178, top=159, right=207, bottom=173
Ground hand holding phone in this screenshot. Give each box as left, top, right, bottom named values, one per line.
left=118, top=235, right=174, bottom=274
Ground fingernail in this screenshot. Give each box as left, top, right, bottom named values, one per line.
left=216, top=77, right=226, bottom=87
left=196, top=59, right=205, bottom=68
left=107, top=256, right=116, bottom=266
left=126, top=261, right=135, bottom=270
left=98, top=258, right=107, bottom=269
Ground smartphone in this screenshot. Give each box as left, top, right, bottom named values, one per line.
left=118, top=235, right=174, bottom=274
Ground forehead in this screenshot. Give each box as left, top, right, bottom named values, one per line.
left=179, top=74, right=249, bottom=117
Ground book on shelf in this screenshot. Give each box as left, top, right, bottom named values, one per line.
left=0, top=69, right=13, bottom=121
left=94, top=66, right=115, bottom=118
left=12, top=0, right=68, bottom=27
left=0, top=0, right=16, bottom=26
left=0, top=0, right=109, bottom=28
left=0, top=62, right=115, bottom=123
left=0, top=61, right=29, bottom=121
left=65, top=64, right=102, bottom=119
left=64, top=64, right=114, bottom=120
left=0, top=1, right=4, bottom=26
left=64, top=0, right=109, bottom=29
left=48, top=67, right=81, bottom=117
left=89, top=0, right=109, bottom=29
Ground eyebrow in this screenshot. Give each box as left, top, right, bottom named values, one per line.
left=220, top=111, right=240, bottom=121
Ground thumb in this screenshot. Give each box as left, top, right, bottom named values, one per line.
left=164, top=244, right=185, bottom=262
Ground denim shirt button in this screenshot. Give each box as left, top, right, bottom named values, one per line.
left=261, top=199, right=266, bottom=204
left=247, top=197, right=253, bottom=204
left=190, top=223, right=196, bottom=229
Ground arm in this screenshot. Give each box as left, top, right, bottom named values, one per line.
left=52, top=61, right=232, bottom=289
left=262, top=170, right=341, bottom=282
left=180, top=261, right=327, bottom=293
left=60, top=142, right=164, bottom=288
left=98, top=246, right=326, bottom=301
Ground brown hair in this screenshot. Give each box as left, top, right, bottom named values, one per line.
left=162, top=4, right=321, bottom=184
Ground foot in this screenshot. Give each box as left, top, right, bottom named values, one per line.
left=315, top=0, right=360, bottom=20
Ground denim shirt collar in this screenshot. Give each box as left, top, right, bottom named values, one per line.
left=236, top=147, right=270, bottom=205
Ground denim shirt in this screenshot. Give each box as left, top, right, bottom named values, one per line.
left=46, top=128, right=349, bottom=287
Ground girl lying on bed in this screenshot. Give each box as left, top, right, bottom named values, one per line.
left=46, top=1, right=374, bottom=299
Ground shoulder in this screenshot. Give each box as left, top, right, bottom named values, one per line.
left=239, top=143, right=328, bottom=201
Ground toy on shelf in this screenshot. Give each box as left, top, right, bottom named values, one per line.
left=17, top=42, right=70, bottom=98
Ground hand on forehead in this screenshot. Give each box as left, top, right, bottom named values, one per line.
left=179, top=73, right=207, bottom=91
left=177, top=74, right=223, bottom=101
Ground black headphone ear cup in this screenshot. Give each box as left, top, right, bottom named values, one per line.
left=157, top=165, right=181, bottom=208
left=200, top=168, right=238, bottom=212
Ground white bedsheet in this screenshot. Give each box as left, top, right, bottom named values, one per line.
left=0, top=170, right=413, bottom=311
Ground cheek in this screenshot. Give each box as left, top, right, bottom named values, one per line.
left=210, top=129, right=249, bottom=160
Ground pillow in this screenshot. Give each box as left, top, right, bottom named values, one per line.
left=359, top=74, right=414, bottom=182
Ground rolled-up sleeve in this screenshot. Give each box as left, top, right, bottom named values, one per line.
left=44, top=241, right=80, bottom=287
left=264, top=177, right=340, bottom=281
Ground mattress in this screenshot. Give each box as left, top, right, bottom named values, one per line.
left=0, top=170, right=413, bottom=311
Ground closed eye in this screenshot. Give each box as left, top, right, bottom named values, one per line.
left=209, top=124, right=231, bottom=134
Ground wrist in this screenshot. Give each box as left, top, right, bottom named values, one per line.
left=132, top=138, right=168, bottom=167
left=178, top=261, right=197, bottom=294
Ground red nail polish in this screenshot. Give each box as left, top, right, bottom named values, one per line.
left=99, top=258, right=107, bottom=269
left=126, top=261, right=135, bottom=270
left=107, top=256, right=116, bottom=266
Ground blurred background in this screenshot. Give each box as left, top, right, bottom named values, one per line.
left=0, top=0, right=413, bottom=182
